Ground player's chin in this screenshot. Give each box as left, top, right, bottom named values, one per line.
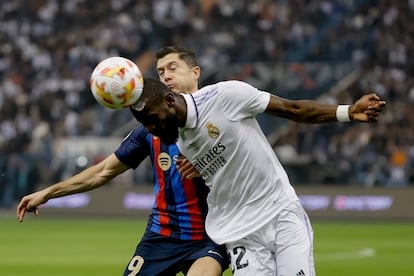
left=160, top=135, right=178, bottom=145
left=158, top=130, right=178, bottom=145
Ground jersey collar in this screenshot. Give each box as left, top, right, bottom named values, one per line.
left=182, top=93, right=198, bottom=129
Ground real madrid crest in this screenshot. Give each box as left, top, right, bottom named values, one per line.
left=206, top=123, right=220, bottom=138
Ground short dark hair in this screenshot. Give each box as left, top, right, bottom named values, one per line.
left=130, top=78, right=169, bottom=112
left=155, top=46, right=198, bottom=68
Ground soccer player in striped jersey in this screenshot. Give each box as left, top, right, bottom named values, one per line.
left=129, top=74, right=385, bottom=275
left=16, top=47, right=229, bottom=275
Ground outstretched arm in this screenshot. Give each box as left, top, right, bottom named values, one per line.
left=265, top=93, right=386, bottom=123
left=17, top=153, right=129, bottom=222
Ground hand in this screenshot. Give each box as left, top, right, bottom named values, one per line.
left=350, top=93, right=386, bottom=122
left=17, top=191, right=48, bottom=222
left=176, top=156, right=201, bottom=180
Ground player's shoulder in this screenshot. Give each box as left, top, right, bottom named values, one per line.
left=196, top=83, right=217, bottom=94
left=191, top=83, right=219, bottom=105
left=194, top=80, right=250, bottom=96
left=130, top=124, right=148, bottom=135
left=123, top=124, right=150, bottom=142
left=214, top=80, right=257, bottom=94
left=215, top=80, right=260, bottom=100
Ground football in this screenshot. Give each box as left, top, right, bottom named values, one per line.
left=90, top=56, right=143, bottom=109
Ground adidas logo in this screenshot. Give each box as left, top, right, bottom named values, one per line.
left=296, top=269, right=305, bottom=276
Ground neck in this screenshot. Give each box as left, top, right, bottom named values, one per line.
left=176, top=94, right=188, bottom=127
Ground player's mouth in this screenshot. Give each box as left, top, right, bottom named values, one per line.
left=167, top=84, right=177, bottom=91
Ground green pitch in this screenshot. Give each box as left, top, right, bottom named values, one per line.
left=1, top=216, right=414, bottom=276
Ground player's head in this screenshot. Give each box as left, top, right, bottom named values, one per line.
left=130, top=78, right=184, bottom=145
left=155, top=46, right=200, bottom=94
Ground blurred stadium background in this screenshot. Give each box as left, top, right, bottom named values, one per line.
left=1, top=0, right=414, bottom=275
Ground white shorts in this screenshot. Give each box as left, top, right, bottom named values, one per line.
left=226, top=200, right=315, bottom=276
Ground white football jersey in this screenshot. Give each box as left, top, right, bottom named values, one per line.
left=178, top=80, right=299, bottom=244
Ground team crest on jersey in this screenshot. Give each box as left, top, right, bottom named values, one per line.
left=158, top=152, right=172, bottom=171
left=206, top=123, right=220, bottom=138
left=189, top=142, right=199, bottom=151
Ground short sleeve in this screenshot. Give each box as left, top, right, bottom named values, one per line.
left=114, top=125, right=150, bottom=169
left=218, top=80, right=270, bottom=121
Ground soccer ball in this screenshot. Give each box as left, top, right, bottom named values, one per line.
left=90, top=56, right=144, bottom=109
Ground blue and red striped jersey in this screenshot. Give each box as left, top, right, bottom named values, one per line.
left=114, top=125, right=209, bottom=240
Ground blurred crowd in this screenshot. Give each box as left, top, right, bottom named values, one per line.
left=273, top=0, right=414, bottom=187
left=0, top=0, right=413, bottom=207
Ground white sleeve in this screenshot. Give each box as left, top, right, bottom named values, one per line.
left=218, top=80, right=270, bottom=121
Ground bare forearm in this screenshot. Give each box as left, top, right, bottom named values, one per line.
left=266, top=98, right=338, bottom=123
left=265, top=93, right=385, bottom=123
left=42, top=154, right=127, bottom=200
left=17, top=154, right=129, bottom=221
left=286, top=100, right=338, bottom=123
left=43, top=165, right=113, bottom=200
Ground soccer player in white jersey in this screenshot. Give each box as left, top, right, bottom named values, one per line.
left=129, top=73, right=386, bottom=275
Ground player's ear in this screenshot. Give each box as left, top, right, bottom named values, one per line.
left=165, top=92, right=176, bottom=108
left=191, top=66, right=201, bottom=80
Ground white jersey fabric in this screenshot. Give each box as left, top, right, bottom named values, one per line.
left=178, top=80, right=299, bottom=244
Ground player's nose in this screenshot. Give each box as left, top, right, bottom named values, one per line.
left=163, top=70, right=173, bottom=81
